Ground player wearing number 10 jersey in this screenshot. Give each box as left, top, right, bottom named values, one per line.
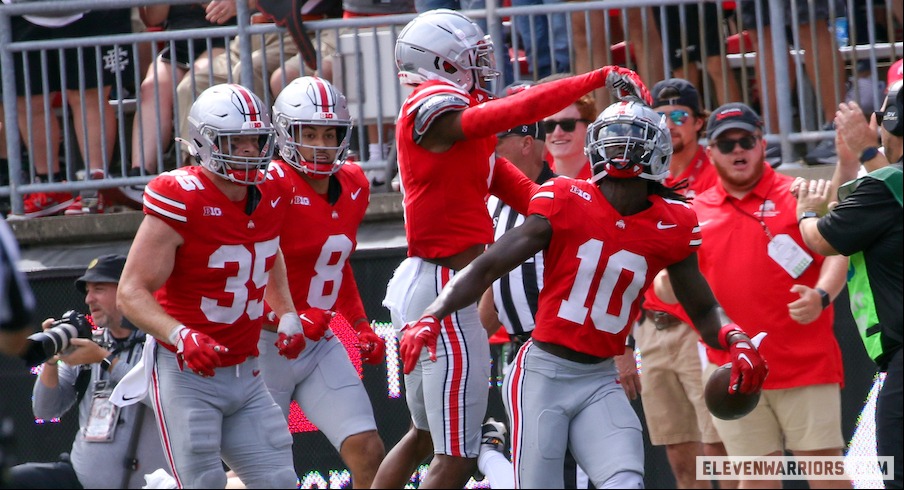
left=117, top=84, right=300, bottom=488
left=406, top=97, right=769, bottom=488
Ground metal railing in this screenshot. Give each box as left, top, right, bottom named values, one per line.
left=2, top=0, right=900, bottom=217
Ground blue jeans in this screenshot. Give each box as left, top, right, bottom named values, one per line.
left=511, top=0, right=570, bottom=79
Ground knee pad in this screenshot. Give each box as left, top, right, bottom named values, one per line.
left=601, top=470, right=643, bottom=489
left=191, top=468, right=228, bottom=489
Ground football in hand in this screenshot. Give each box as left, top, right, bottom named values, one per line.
left=704, top=363, right=761, bottom=420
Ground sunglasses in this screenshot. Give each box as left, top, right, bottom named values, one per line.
left=714, top=135, right=759, bottom=154
left=542, top=118, right=590, bottom=133
left=657, top=109, right=691, bottom=126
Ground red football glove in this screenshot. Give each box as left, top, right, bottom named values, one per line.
left=605, top=66, right=652, bottom=105
left=169, top=325, right=227, bottom=377
left=356, top=322, right=386, bottom=365
left=719, top=324, right=768, bottom=395
left=276, top=313, right=306, bottom=359
left=299, top=308, right=335, bottom=342
left=399, top=315, right=441, bottom=375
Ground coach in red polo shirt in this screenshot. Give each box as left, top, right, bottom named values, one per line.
left=692, top=102, right=850, bottom=489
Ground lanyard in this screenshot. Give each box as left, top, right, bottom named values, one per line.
left=726, top=179, right=775, bottom=241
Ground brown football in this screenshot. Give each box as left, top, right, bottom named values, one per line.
left=704, top=363, right=761, bottom=420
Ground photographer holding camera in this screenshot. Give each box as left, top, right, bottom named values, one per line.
left=6, top=254, right=168, bottom=489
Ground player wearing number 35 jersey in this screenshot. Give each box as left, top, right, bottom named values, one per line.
left=116, top=84, right=301, bottom=488
left=409, top=97, right=769, bottom=488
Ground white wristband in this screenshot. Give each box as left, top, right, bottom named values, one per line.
left=168, top=325, right=187, bottom=346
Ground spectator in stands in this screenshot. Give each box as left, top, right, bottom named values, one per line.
left=510, top=0, right=570, bottom=80
left=6, top=255, right=169, bottom=489
left=566, top=4, right=665, bottom=112
left=124, top=2, right=234, bottom=186
left=538, top=73, right=595, bottom=179
left=636, top=78, right=734, bottom=489
left=3, top=5, right=134, bottom=219
left=691, top=102, right=850, bottom=489
left=653, top=3, right=741, bottom=107
left=736, top=0, right=847, bottom=166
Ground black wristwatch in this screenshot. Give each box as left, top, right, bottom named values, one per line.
left=859, top=147, right=880, bottom=163
left=798, top=211, right=819, bottom=224
left=816, top=288, right=831, bottom=310
left=100, top=354, right=115, bottom=372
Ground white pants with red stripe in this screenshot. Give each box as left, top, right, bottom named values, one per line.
left=386, top=258, right=491, bottom=458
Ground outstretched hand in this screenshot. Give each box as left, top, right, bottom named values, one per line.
left=604, top=66, right=652, bottom=105
left=398, top=315, right=441, bottom=375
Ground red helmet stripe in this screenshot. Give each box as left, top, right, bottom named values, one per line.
left=232, top=84, right=261, bottom=122
left=312, top=77, right=331, bottom=112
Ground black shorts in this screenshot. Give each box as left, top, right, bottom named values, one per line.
left=654, top=3, right=728, bottom=69
left=11, top=9, right=133, bottom=96
left=159, top=36, right=229, bottom=70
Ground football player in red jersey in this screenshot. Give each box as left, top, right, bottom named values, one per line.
left=259, top=76, right=386, bottom=488
left=116, top=84, right=302, bottom=488
left=375, top=8, right=652, bottom=488
left=402, top=96, right=769, bottom=488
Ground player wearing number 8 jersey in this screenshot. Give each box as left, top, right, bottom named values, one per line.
left=405, top=97, right=769, bottom=488
left=258, top=76, right=386, bottom=488
left=116, top=84, right=301, bottom=488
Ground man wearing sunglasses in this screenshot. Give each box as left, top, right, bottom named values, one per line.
left=688, top=102, right=850, bottom=489
left=635, top=78, right=729, bottom=489
left=538, top=73, right=598, bottom=180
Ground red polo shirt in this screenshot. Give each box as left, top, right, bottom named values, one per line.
left=690, top=164, right=844, bottom=390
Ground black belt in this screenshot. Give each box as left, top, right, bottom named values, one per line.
left=644, top=310, right=684, bottom=330
left=533, top=340, right=610, bottom=364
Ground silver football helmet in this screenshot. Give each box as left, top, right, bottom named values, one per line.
left=184, top=84, right=276, bottom=185
left=395, top=9, right=500, bottom=93
left=585, top=99, right=672, bottom=182
left=272, top=76, right=352, bottom=178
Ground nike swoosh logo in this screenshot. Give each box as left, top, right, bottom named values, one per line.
left=252, top=369, right=260, bottom=377
left=657, top=221, right=677, bottom=229
left=270, top=197, right=281, bottom=208
left=699, top=220, right=712, bottom=227
left=190, top=332, right=201, bottom=346
left=350, top=188, right=362, bottom=200
left=738, top=353, right=753, bottom=369
left=121, top=394, right=141, bottom=401
left=299, top=313, right=311, bottom=325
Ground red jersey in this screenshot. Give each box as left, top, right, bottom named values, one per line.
left=144, top=166, right=290, bottom=364
left=692, top=165, right=844, bottom=389
left=268, top=161, right=369, bottom=322
left=528, top=177, right=701, bottom=358
left=397, top=81, right=535, bottom=259
left=642, top=146, right=718, bottom=317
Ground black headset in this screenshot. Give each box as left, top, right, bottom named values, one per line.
left=882, top=89, right=903, bottom=137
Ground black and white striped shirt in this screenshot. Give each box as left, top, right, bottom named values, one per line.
left=486, top=164, right=556, bottom=338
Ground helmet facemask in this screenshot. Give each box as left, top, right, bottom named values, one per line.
left=277, top=118, right=352, bottom=179
left=586, top=101, right=672, bottom=183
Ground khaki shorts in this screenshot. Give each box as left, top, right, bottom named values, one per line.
left=702, top=363, right=844, bottom=456
left=636, top=319, right=721, bottom=445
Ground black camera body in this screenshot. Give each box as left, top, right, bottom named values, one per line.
left=22, top=310, right=94, bottom=368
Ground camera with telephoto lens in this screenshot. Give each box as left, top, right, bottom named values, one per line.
left=22, top=310, right=94, bottom=368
